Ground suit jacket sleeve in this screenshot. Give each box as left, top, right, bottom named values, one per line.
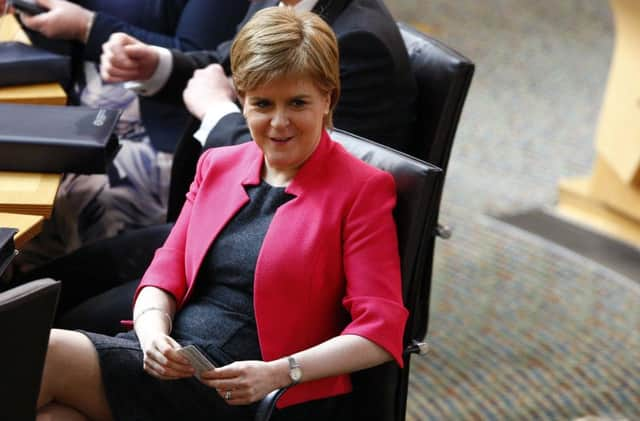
left=83, top=0, right=248, bottom=62
left=340, top=170, right=408, bottom=366
left=136, top=149, right=215, bottom=305
left=203, top=112, right=253, bottom=149
left=148, top=38, right=233, bottom=104
left=333, top=30, right=403, bottom=148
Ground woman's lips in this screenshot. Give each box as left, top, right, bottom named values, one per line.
left=270, top=136, right=293, bottom=143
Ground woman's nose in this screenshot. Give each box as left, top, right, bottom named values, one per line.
left=270, top=109, right=290, bottom=128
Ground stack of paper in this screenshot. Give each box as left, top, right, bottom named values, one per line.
left=0, top=172, right=61, bottom=217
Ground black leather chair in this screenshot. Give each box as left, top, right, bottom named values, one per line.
left=397, top=21, right=474, bottom=348
left=0, top=278, right=61, bottom=421
left=255, top=24, right=474, bottom=421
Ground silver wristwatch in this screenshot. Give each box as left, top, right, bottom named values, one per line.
left=288, top=356, right=302, bottom=385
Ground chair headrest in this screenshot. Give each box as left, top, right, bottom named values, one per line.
left=397, top=23, right=475, bottom=169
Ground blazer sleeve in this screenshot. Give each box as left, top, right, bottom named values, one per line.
left=83, top=0, right=247, bottom=62
left=340, top=170, right=408, bottom=366
left=135, top=149, right=214, bottom=306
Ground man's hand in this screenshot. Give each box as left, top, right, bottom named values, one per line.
left=138, top=333, right=195, bottom=380
left=183, top=64, right=236, bottom=120
left=100, top=32, right=159, bottom=83
left=19, top=0, right=93, bottom=42
left=199, top=360, right=289, bottom=405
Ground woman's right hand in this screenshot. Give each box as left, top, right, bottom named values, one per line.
left=138, top=333, right=195, bottom=380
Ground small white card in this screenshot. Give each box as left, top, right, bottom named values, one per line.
left=177, top=345, right=216, bottom=377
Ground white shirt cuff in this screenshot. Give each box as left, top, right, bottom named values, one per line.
left=123, top=46, right=173, bottom=96
left=193, top=102, right=241, bottom=146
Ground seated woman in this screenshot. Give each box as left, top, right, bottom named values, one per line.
left=36, top=7, right=407, bottom=421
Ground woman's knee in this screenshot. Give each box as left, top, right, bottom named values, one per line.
left=42, top=330, right=100, bottom=397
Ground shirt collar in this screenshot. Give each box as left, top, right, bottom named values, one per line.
left=278, top=0, right=318, bottom=12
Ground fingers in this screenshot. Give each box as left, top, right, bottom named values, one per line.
left=142, top=336, right=194, bottom=380
left=201, top=63, right=225, bottom=76
left=215, top=387, right=255, bottom=405
left=18, top=0, right=54, bottom=32
left=199, top=362, right=271, bottom=405
left=183, top=64, right=235, bottom=119
left=19, top=11, right=47, bottom=31
left=123, top=44, right=154, bottom=61
left=100, top=33, right=156, bottom=82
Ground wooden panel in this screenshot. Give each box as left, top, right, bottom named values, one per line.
left=594, top=0, right=640, bottom=184
left=557, top=176, right=640, bottom=247
left=0, top=14, right=67, bottom=105
left=0, top=212, right=43, bottom=249
left=0, top=172, right=61, bottom=218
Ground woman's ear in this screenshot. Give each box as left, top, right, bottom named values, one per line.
left=324, top=90, right=332, bottom=115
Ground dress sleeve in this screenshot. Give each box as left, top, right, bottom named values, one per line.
left=135, top=149, right=214, bottom=306
left=340, top=170, right=408, bottom=366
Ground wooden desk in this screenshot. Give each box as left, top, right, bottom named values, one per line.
left=0, top=14, right=67, bottom=105
left=557, top=0, right=640, bottom=247
left=0, top=14, right=65, bottom=246
left=0, top=172, right=61, bottom=218
left=0, top=212, right=43, bottom=249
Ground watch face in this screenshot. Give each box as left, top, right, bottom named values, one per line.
left=290, top=366, right=302, bottom=382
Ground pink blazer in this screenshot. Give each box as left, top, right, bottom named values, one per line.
left=137, top=131, right=408, bottom=408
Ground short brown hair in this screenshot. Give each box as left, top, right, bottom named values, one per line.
left=230, top=7, right=340, bottom=128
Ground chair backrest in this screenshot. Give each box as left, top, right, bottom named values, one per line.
left=397, top=23, right=474, bottom=345
left=331, top=129, right=441, bottom=421
left=399, top=22, right=474, bottom=172
left=0, top=278, right=60, bottom=421
left=329, top=27, right=475, bottom=421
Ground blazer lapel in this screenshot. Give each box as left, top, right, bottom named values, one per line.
left=187, top=147, right=263, bottom=288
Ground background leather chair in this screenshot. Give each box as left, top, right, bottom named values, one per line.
left=255, top=24, right=474, bottom=421
left=398, top=21, right=474, bottom=350
left=0, top=278, right=60, bottom=421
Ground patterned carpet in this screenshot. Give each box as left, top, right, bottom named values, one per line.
left=384, top=0, right=640, bottom=419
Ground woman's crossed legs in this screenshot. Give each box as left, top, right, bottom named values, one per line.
left=37, top=329, right=113, bottom=421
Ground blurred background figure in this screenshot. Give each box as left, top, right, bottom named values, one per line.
left=12, top=0, right=248, bottom=273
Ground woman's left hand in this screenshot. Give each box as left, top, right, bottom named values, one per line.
left=19, top=0, right=93, bottom=41
left=199, top=360, right=288, bottom=405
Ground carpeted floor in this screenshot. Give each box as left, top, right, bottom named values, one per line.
left=384, top=0, right=640, bottom=419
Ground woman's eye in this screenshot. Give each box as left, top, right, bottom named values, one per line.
left=291, top=99, right=307, bottom=108
left=252, top=100, right=271, bottom=109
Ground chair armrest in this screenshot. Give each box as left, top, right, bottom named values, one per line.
left=404, top=339, right=430, bottom=357
left=254, top=387, right=288, bottom=421
left=435, top=223, right=452, bottom=239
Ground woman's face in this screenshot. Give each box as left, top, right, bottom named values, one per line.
left=243, top=76, right=331, bottom=182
